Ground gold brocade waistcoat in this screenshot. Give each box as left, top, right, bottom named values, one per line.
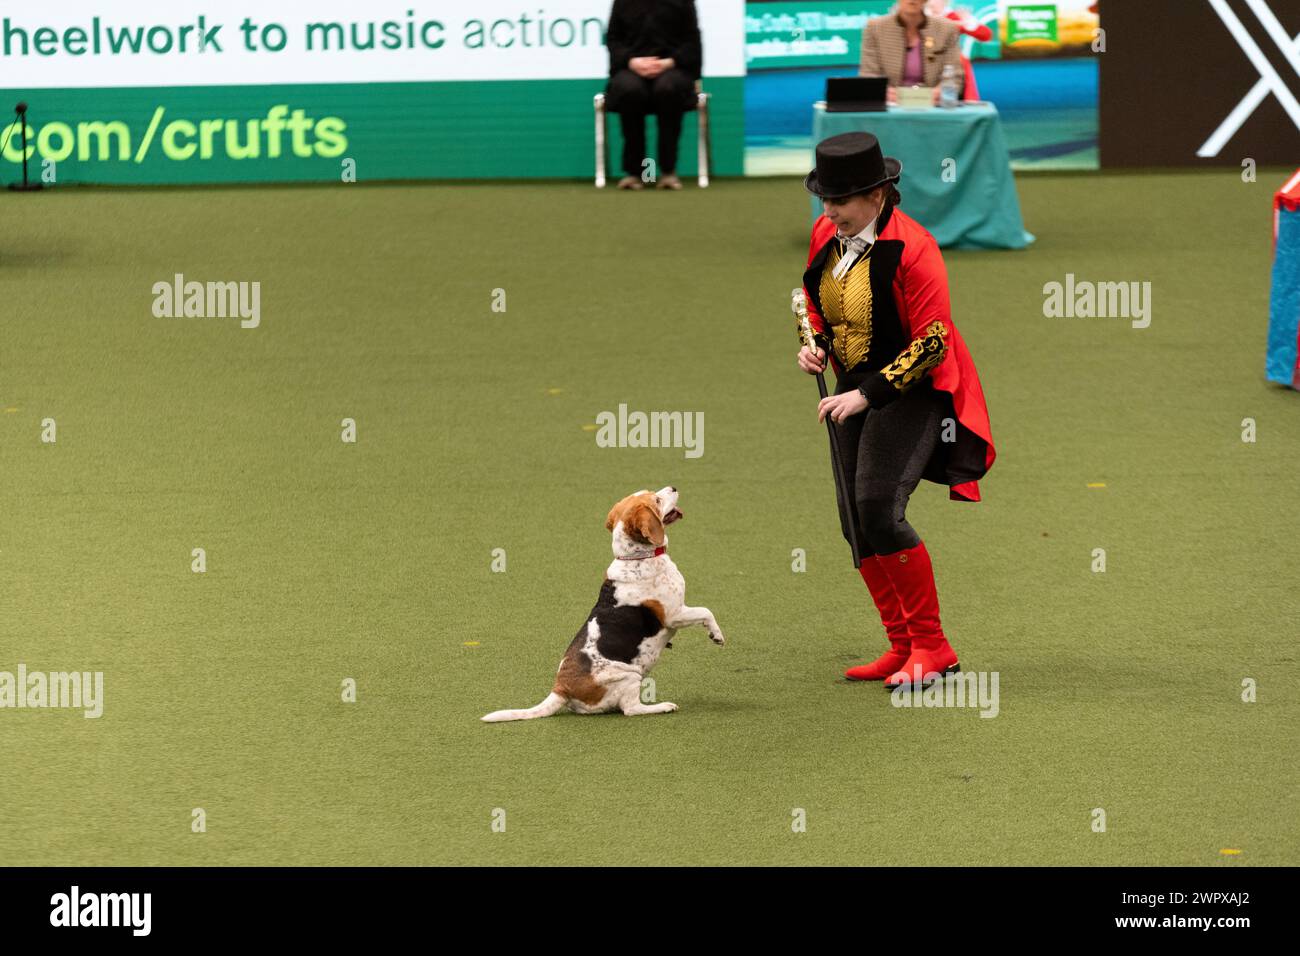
left=818, top=243, right=873, bottom=369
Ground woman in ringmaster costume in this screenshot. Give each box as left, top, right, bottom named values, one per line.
left=796, top=132, right=996, bottom=688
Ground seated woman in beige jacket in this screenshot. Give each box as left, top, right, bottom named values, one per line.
left=859, top=0, right=963, bottom=105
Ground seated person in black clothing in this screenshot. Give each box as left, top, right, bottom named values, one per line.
left=604, top=0, right=702, bottom=191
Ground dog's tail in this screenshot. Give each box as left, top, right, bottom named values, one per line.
left=481, top=692, right=567, bottom=723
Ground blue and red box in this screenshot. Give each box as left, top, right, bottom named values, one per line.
left=1267, top=170, right=1300, bottom=389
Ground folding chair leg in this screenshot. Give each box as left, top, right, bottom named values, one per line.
left=696, top=93, right=711, bottom=188
left=594, top=93, right=607, bottom=188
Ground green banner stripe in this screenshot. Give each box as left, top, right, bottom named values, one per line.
left=0, top=78, right=745, bottom=184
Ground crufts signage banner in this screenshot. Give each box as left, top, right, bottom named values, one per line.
left=0, top=1, right=745, bottom=184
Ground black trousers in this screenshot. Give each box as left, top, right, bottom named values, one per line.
left=605, top=68, right=694, bottom=177
left=829, top=377, right=952, bottom=557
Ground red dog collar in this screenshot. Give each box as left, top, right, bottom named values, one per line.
left=618, top=547, right=666, bottom=560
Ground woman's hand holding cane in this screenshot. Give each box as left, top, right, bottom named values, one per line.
left=797, top=345, right=827, bottom=374
left=796, top=345, right=868, bottom=421
left=818, top=390, right=868, bottom=423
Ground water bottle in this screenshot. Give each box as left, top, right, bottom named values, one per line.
left=940, top=64, right=960, bottom=108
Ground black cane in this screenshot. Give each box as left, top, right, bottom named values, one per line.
left=792, top=289, right=862, bottom=568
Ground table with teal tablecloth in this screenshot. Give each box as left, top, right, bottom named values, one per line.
left=810, top=102, right=1033, bottom=250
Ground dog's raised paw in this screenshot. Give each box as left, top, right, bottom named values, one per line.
left=709, top=629, right=726, bottom=645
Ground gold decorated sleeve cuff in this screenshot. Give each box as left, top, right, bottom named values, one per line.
left=860, top=322, right=949, bottom=407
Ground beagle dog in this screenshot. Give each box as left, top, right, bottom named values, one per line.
left=482, top=486, right=724, bottom=722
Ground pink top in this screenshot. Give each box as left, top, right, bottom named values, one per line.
left=902, top=41, right=924, bottom=85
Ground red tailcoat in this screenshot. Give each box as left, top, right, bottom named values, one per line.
left=803, top=208, right=996, bottom=501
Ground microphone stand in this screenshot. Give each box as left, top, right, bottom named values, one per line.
left=7, top=102, right=43, bottom=192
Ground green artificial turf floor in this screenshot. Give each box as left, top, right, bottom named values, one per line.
left=1, top=170, right=1297, bottom=866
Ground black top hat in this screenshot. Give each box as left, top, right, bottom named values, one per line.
left=804, top=132, right=902, bottom=200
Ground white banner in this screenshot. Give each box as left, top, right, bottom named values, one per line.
left=0, top=0, right=745, bottom=88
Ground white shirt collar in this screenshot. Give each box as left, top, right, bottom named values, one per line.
left=830, top=217, right=877, bottom=279
left=838, top=219, right=877, bottom=246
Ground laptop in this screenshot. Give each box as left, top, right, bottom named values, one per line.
left=825, top=76, right=888, bottom=112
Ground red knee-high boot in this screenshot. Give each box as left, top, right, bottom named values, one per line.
left=877, top=542, right=960, bottom=688
left=844, top=556, right=911, bottom=681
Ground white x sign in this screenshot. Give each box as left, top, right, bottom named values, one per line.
left=1199, top=0, right=1300, bottom=157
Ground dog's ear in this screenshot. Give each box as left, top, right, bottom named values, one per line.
left=605, top=499, right=624, bottom=532
left=628, top=500, right=666, bottom=547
